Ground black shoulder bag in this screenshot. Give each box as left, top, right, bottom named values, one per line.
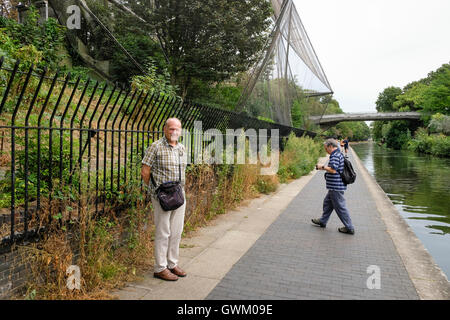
left=150, top=153, right=185, bottom=211
left=340, top=156, right=356, bottom=185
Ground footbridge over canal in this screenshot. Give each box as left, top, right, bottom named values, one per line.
left=309, top=112, right=422, bottom=128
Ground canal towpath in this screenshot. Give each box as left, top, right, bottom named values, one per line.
left=113, top=148, right=450, bottom=300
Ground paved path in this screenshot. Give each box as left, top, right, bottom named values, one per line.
left=114, top=148, right=450, bottom=300
left=207, top=150, right=420, bottom=300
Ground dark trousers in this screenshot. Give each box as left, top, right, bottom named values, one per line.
left=319, top=190, right=354, bottom=230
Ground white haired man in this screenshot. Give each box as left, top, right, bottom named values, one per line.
left=312, top=138, right=355, bottom=235
left=141, top=118, right=188, bottom=281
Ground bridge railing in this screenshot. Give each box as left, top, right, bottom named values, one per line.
left=309, top=111, right=422, bottom=124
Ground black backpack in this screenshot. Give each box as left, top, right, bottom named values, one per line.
left=340, top=156, right=356, bottom=185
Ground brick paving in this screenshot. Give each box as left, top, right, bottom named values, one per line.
left=207, top=151, right=419, bottom=300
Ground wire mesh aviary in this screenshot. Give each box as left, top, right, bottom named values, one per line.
left=238, top=0, right=333, bottom=127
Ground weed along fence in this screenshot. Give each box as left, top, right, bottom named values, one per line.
left=0, top=57, right=315, bottom=297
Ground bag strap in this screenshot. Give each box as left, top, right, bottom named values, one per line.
left=150, top=172, right=157, bottom=188
left=178, top=151, right=181, bottom=183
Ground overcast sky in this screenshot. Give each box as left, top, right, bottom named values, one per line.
left=293, top=0, right=450, bottom=113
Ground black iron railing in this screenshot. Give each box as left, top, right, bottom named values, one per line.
left=0, top=57, right=315, bottom=248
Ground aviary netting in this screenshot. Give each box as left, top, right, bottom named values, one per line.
left=237, top=0, right=333, bottom=127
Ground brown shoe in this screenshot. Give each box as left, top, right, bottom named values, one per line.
left=169, top=266, right=187, bottom=277
left=154, top=268, right=178, bottom=281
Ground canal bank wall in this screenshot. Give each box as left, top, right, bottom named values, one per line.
left=351, top=146, right=450, bottom=299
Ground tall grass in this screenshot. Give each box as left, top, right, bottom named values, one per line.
left=277, top=133, right=323, bottom=183
left=15, top=184, right=154, bottom=300
left=184, top=163, right=269, bottom=232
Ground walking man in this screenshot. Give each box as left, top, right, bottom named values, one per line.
left=141, top=118, right=187, bottom=281
left=343, top=137, right=349, bottom=158
left=312, top=139, right=355, bottom=235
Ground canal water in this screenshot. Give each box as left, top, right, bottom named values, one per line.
left=352, top=141, right=450, bottom=280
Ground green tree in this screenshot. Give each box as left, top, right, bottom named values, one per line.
left=110, top=34, right=165, bottom=84
left=131, top=58, right=178, bottom=97
left=81, top=0, right=163, bottom=84
left=385, top=120, right=411, bottom=150
left=421, top=64, right=450, bottom=116
left=376, top=86, right=402, bottom=112
left=372, top=121, right=384, bottom=141
left=393, top=82, right=426, bottom=111
left=374, top=85, right=422, bottom=145
left=324, top=121, right=370, bottom=141
left=393, top=63, right=450, bottom=117
left=150, top=0, right=273, bottom=98
left=346, top=122, right=371, bottom=141
left=291, top=100, right=304, bottom=128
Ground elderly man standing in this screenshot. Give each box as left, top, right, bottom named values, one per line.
left=141, top=118, right=187, bottom=281
left=311, top=138, right=355, bottom=235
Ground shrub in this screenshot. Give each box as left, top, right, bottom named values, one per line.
left=277, top=134, right=322, bottom=183
left=408, top=128, right=450, bottom=157
left=255, top=175, right=279, bottom=194
left=186, top=79, right=243, bottom=110
left=428, top=113, right=450, bottom=135
left=130, top=59, right=178, bottom=98
left=430, top=134, right=450, bottom=157
left=0, top=6, right=67, bottom=70
left=384, top=121, right=412, bottom=150
left=407, top=128, right=432, bottom=154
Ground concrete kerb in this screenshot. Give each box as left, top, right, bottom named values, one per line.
left=112, top=158, right=327, bottom=300
left=351, top=146, right=450, bottom=300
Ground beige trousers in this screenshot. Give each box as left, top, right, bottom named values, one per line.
left=151, top=194, right=186, bottom=273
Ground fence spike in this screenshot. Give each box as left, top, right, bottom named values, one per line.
left=0, top=59, right=20, bottom=115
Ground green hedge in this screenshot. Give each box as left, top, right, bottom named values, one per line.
left=408, top=128, right=450, bottom=157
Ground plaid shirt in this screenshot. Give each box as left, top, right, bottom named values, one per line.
left=142, top=136, right=187, bottom=196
